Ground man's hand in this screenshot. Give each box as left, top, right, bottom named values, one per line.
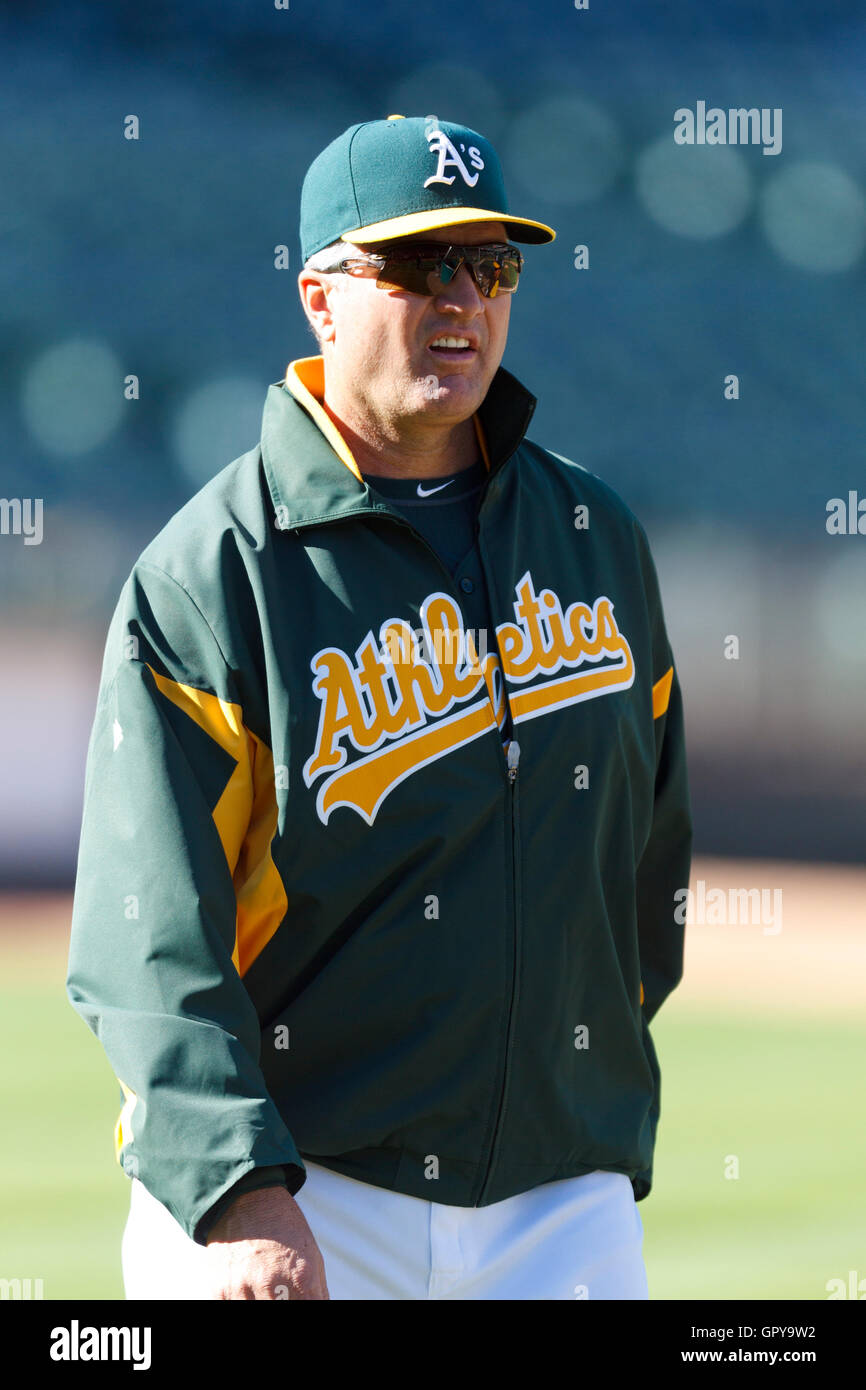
left=205, top=1185, right=330, bottom=1299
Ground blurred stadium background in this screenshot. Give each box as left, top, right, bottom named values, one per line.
left=0, top=0, right=863, bottom=1300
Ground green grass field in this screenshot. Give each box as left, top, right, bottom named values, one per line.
left=1, top=949, right=863, bottom=1300
left=641, top=1006, right=866, bottom=1300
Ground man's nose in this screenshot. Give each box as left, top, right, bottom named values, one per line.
left=432, top=262, right=486, bottom=311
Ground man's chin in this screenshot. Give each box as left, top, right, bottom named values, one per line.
left=415, top=370, right=485, bottom=415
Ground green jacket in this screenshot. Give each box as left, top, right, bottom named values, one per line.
left=67, top=355, right=691, bottom=1244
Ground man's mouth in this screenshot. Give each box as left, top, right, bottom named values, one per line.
left=428, top=335, right=477, bottom=358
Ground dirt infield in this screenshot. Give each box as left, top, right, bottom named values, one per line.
left=1, top=856, right=863, bottom=1014
left=0, top=892, right=75, bottom=987
left=676, top=856, right=865, bottom=1017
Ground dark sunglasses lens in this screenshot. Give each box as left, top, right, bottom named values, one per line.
left=374, top=251, right=447, bottom=294
left=494, top=254, right=521, bottom=291
left=374, top=246, right=522, bottom=297
left=459, top=249, right=522, bottom=295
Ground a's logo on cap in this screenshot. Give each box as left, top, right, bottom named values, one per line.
left=423, top=128, right=485, bottom=189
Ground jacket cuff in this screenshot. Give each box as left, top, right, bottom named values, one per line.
left=194, top=1163, right=301, bottom=1245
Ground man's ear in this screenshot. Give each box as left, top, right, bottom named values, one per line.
left=297, top=270, right=338, bottom=348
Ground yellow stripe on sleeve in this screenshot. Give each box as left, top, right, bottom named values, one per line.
left=652, top=665, right=674, bottom=719
left=114, top=1079, right=137, bottom=1160
left=146, top=667, right=288, bottom=977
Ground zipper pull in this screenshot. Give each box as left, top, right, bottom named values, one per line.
left=506, top=740, right=521, bottom=783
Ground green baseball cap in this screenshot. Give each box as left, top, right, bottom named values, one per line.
left=299, top=113, right=556, bottom=263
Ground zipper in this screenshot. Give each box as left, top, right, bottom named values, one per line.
left=294, top=487, right=523, bottom=1203
left=473, top=487, right=523, bottom=1204
left=476, top=734, right=521, bottom=1204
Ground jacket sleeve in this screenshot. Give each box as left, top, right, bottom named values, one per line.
left=67, top=561, right=306, bottom=1244
left=629, top=521, right=692, bottom=1200
left=633, top=521, right=692, bottom=1025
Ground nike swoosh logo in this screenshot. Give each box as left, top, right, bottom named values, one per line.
left=416, top=479, right=455, bottom=498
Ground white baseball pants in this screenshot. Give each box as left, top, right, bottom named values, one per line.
left=122, top=1159, right=649, bottom=1300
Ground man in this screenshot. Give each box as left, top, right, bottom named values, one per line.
left=67, top=114, right=691, bottom=1300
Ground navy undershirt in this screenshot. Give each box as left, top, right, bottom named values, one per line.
left=361, top=459, right=487, bottom=577
left=362, top=460, right=513, bottom=744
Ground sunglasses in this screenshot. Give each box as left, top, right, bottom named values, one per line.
left=314, top=241, right=524, bottom=298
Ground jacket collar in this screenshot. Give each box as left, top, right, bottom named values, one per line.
left=261, top=355, right=537, bottom=530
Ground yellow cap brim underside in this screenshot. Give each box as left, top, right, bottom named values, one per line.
left=342, top=207, right=556, bottom=246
